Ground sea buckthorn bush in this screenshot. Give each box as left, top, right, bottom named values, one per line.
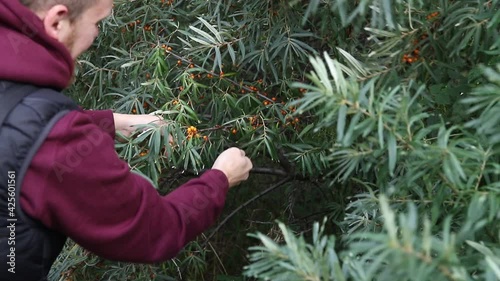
left=52, top=0, right=499, bottom=280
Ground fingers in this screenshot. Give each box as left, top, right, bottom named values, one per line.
left=228, top=147, right=246, bottom=156
left=212, top=147, right=253, bottom=188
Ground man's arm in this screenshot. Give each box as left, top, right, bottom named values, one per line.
left=20, top=110, right=252, bottom=262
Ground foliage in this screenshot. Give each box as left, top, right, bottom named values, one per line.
left=243, top=0, right=500, bottom=280
left=51, top=0, right=499, bottom=280
left=246, top=196, right=500, bottom=281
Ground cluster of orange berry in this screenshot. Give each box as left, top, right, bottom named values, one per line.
left=128, top=19, right=141, bottom=28
left=248, top=116, right=262, bottom=129
left=190, top=73, right=202, bottom=79
left=402, top=50, right=419, bottom=64
left=288, top=117, right=300, bottom=125
left=259, top=92, right=278, bottom=106
left=186, top=126, right=199, bottom=139
left=161, top=0, right=174, bottom=5
left=402, top=33, right=428, bottom=64
left=161, top=44, right=173, bottom=52
left=131, top=101, right=151, bottom=114
left=280, top=106, right=296, bottom=116
left=247, top=85, right=259, bottom=92
left=139, top=149, right=149, bottom=157
left=277, top=116, right=301, bottom=130
left=263, top=97, right=278, bottom=106
left=186, top=126, right=210, bottom=141
left=144, top=24, right=153, bottom=31
left=426, top=11, right=440, bottom=21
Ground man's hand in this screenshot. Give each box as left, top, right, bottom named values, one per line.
left=212, top=147, right=253, bottom=188
left=113, top=113, right=165, bottom=138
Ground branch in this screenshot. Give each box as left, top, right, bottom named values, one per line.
left=164, top=49, right=275, bottom=102
left=251, top=167, right=288, bottom=177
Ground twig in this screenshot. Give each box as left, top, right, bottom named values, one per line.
left=203, top=176, right=293, bottom=246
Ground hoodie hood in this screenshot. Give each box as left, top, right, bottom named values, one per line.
left=0, top=0, right=74, bottom=90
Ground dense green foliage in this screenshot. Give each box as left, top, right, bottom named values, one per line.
left=51, top=0, right=499, bottom=280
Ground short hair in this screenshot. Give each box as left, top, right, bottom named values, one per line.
left=19, top=0, right=97, bottom=21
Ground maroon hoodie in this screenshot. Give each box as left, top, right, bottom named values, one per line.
left=0, top=1, right=229, bottom=262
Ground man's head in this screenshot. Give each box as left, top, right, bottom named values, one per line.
left=20, top=0, right=113, bottom=59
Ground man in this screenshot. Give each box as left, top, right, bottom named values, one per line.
left=0, top=0, right=253, bottom=280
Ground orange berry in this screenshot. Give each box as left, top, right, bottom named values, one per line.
left=186, top=126, right=198, bottom=137
left=167, top=46, right=173, bottom=51
left=231, top=129, right=237, bottom=134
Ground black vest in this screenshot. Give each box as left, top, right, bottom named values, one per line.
left=0, top=81, right=78, bottom=281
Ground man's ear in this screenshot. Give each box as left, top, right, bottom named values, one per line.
left=40, top=5, right=71, bottom=41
